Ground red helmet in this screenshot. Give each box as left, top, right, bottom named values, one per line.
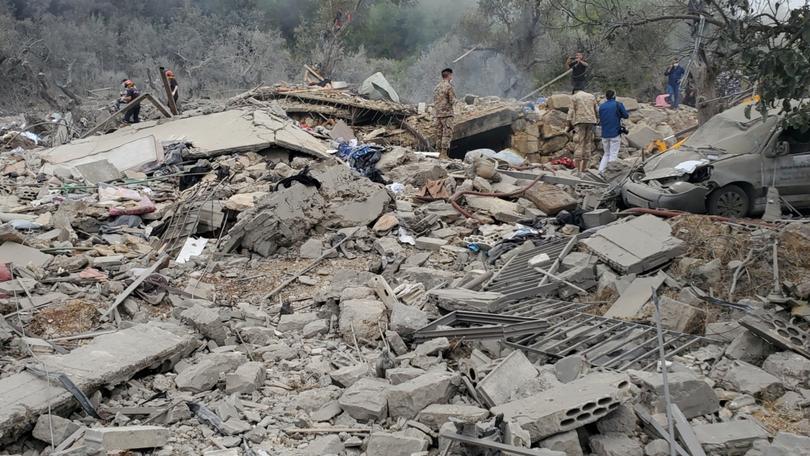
left=165, top=70, right=174, bottom=78
left=123, top=80, right=134, bottom=88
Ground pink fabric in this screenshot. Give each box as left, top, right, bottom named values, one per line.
left=655, top=94, right=671, bottom=108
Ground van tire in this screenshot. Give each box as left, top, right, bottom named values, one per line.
left=708, top=184, right=750, bottom=217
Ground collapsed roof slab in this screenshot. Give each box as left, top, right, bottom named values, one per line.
left=39, top=109, right=330, bottom=175
left=453, top=106, right=518, bottom=141
left=0, top=322, right=195, bottom=445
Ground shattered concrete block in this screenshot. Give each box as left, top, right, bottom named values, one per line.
left=539, top=430, right=583, bottom=456
left=626, top=124, right=663, bottom=149
left=766, top=432, right=810, bottom=456
left=390, top=302, right=429, bottom=336
left=32, top=415, right=80, bottom=446
left=277, top=312, right=320, bottom=333
left=338, top=299, right=386, bottom=343
left=225, top=361, right=266, bottom=394
left=546, top=94, right=572, bottom=113
left=725, top=329, right=777, bottom=365
left=299, top=238, right=325, bottom=259
left=715, top=359, right=785, bottom=401
left=632, top=369, right=719, bottom=418
left=596, top=404, right=637, bottom=434
left=180, top=305, right=227, bottom=345
left=589, top=433, right=643, bottom=456
left=521, top=182, right=578, bottom=216
left=385, top=330, right=409, bottom=356
left=762, top=351, right=810, bottom=390
left=491, top=372, right=634, bottom=442
left=175, top=352, right=246, bottom=392
left=644, top=439, right=669, bottom=456
left=414, top=236, right=448, bottom=251
left=402, top=267, right=456, bottom=290
left=85, top=425, right=169, bottom=450
left=338, top=377, right=390, bottom=421
left=387, top=371, right=459, bottom=419
left=385, top=367, right=425, bottom=385
left=331, top=364, right=371, bottom=388
left=476, top=350, right=538, bottom=407
left=692, top=421, right=768, bottom=455
left=416, top=404, right=490, bottom=430
left=374, top=237, right=404, bottom=258
left=305, top=434, right=345, bottom=456
left=657, top=296, right=701, bottom=333
left=582, top=209, right=617, bottom=229
left=302, top=319, right=329, bottom=338
left=413, top=337, right=450, bottom=356
left=554, top=354, right=588, bottom=383
left=366, top=431, right=429, bottom=456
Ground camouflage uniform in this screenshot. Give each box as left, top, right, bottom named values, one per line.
left=567, top=90, right=598, bottom=161
left=433, top=79, right=456, bottom=158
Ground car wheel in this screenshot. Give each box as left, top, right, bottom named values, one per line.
left=708, top=184, right=750, bottom=217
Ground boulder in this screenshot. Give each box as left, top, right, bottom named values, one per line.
left=387, top=371, right=459, bottom=419
left=338, top=299, right=386, bottom=343
left=338, top=377, right=390, bottom=421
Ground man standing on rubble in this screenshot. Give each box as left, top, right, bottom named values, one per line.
left=568, top=89, right=598, bottom=173
left=565, top=52, right=590, bottom=94
left=597, top=90, right=629, bottom=174
left=165, top=69, right=179, bottom=106
left=433, top=68, right=456, bottom=160
left=665, top=59, right=685, bottom=109
left=120, top=80, right=141, bottom=124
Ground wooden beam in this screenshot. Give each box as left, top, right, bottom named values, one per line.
left=143, top=93, right=172, bottom=118
left=80, top=92, right=171, bottom=139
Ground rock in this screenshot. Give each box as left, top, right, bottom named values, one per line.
left=626, top=124, right=663, bottom=149
left=596, top=404, right=637, bottom=434
left=302, top=319, right=329, bottom=338
left=374, top=236, right=404, bottom=257
left=390, top=302, right=429, bottom=336
left=401, top=267, right=456, bottom=289
left=715, top=359, right=785, bottom=401
left=366, top=431, right=429, bottom=456
left=277, top=312, right=320, bottom=333
left=414, top=236, right=448, bottom=251
left=338, top=299, right=386, bottom=343
left=633, top=369, right=719, bottom=418
left=657, top=296, right=700, bottom=332
left=387, top=371, right=459, bottom=419
left=373, top=213, right=399, bottom=233
left=180, top=305, right=227, bottom=345
left=766, top=432, right=810, bottom=455
left=414, top=337, right=450, bottom=356
left=762, top=351, right=810, bottom=390
left=725, top=329, right=777, bottom=365
left=590, top=433, right=643, bottom=456
left=539, top=430, right=584, bottom=456
left=385, top=367, right=426, bottom=385
left=338, top=377, right=390, bottom=421
left=416, top=404, right=490, bottom=430
left=331, top=364, right=372, bottom=388
left=305, top=434, right=345, bottom=456
left=176, top=352, right=246, bottom=392
left=225, top=361, right=265, bottom=394
left=32, top=415, right=80, bottom=445
left=644, top=439, right=669, bottom=456
left=385, top=330, right=409, bottom=356
left=311, top=401, right=343, bottom=422
left=85, top=425, right=169, bottom=451
left=476, top=350, right=538, bottom=407
left=300, top=238, right=324, bottom=259
left=692, top=421, right=769, bottom=455
left=521, top=182, right=577, bottom=216
left=554, top=354, right=588, bottom=383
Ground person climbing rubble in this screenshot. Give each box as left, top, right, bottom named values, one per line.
left=567, top=88, right=598, bottom=173
left=120, top=79, right=141, bottom=124
left=433, top=67, right=456, bottom=160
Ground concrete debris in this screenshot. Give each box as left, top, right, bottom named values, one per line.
left=4, top=71, right=807, bottom=456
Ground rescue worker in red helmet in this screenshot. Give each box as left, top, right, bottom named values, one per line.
left=120, top=80, right=141, bottom=124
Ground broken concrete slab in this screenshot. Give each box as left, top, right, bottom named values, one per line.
left=714, top=359, right=785, bottom=401
left=632, top=369, right=719, bottom=418
left=385, top=367, right=426, bottom=385
left=85, top=425, right=169, bottom=451
left=582, top=209, right=617, bottom=229
left=491, top=372, right=634, bottom=442
left=476, top=350, right=539, bottom=407
left=626, top=124, right=664, bottom=149
left=539, top=430, right=583, bottom=456
left=762, top=351, right=810, bottom=390
left=604, top=273, right=666, bottom=319
left=656, top=296, right=701, bottom=332
left=0, top=323, right=194, bottom=445
left=224, top=361, right=265, bottom=394
left=582, top=215, right=685, bottom=274
left=75, top=159, right=122, bottom=184
left=366, top=431, right=429, bottom=456
left=766, top=432, right=810, bottom=456
left=337, top=377, right=390, bottom=422
left=175, top=352, right=247, bottom=392
left=414, top=236, right=448, bottom=251
left=416, top=404, right=490, bottom=430
left=331, top=364, right=372, bottom=388
left=390, top=302, right=429, bottom=336
left=521, top=182, right=578, bottom=216
left=41, top=110, right=329, bottom=175
left=387, top=371, right=460, bottom=419
left=691, top=421, right=768, bottom=455
left=359, top=72, right=401, bottom=103
left=589, top=433, right=643, bottom=456
left=277, top=312, right=320, bottom=333
left=338, top=299, right=386, bottom=343
left=725, top=329, right=777, bottom=365
left=0, top=241, right=52, bottom=268
left=180, top=305, right=227, bottom=345
left=32, top=415, right=80, bottom=446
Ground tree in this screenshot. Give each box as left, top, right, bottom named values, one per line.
left=551, top=0, right=810, bottom=124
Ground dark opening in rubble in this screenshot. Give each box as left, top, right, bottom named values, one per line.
left=449, top=126, right=512, bottom=159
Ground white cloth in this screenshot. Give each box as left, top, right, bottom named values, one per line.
left=599, top=137, right=621, bottom=173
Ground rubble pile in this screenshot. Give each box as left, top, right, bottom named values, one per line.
left=1, top=77, right=809, bottom=456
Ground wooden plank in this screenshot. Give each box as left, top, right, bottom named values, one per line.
left=142, top=93, right=172, bottom=118
left=672, top=404, right=707, bottom=456
left=158, top=66, right=179, bottom=115
left=81, top=93, right=151, bottom=138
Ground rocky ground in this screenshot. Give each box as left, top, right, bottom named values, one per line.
left=0, top=85, right=809, bottom=456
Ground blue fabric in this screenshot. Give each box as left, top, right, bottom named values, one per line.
left=666, top=65, right=685, bottom=87
left=598, top=99, right=629, bottom=139
left=667, top=83, right=681, bottom=108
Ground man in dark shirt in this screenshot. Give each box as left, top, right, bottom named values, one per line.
left=165, top=69, right=179, bottom=104
left=566, top=52, right=589, bottom=94
left=120, top=80, right=141, bottom=123
left=664, top=59, right=686, bottom=109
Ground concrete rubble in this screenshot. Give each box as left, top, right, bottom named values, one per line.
left=2, top=73, right=809, bottom=456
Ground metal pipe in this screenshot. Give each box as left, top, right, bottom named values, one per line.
left=652, top=290, right=678, bottom=456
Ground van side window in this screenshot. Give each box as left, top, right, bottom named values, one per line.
left=782, top=127, right=810, bottom=154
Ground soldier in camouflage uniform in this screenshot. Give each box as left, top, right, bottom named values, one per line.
left=433, top=68, right=456, bottom=159
left=567, top=89, right=599, bottom=173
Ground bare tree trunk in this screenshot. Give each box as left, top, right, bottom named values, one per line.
left=692, top=53, right=722, bottom=124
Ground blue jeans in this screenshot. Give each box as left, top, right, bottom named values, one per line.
left=667, top=83, right=681, bottom=108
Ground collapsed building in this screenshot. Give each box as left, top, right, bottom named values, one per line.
left=0, top=75, right=809, bottom=456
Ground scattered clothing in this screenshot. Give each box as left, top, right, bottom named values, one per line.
left=275, top=165, right=322, bottom=190
left=336, top=142, right=386, bottom=184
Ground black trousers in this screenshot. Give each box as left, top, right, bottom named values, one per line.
left=124, top=104, right=141, bottom=123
